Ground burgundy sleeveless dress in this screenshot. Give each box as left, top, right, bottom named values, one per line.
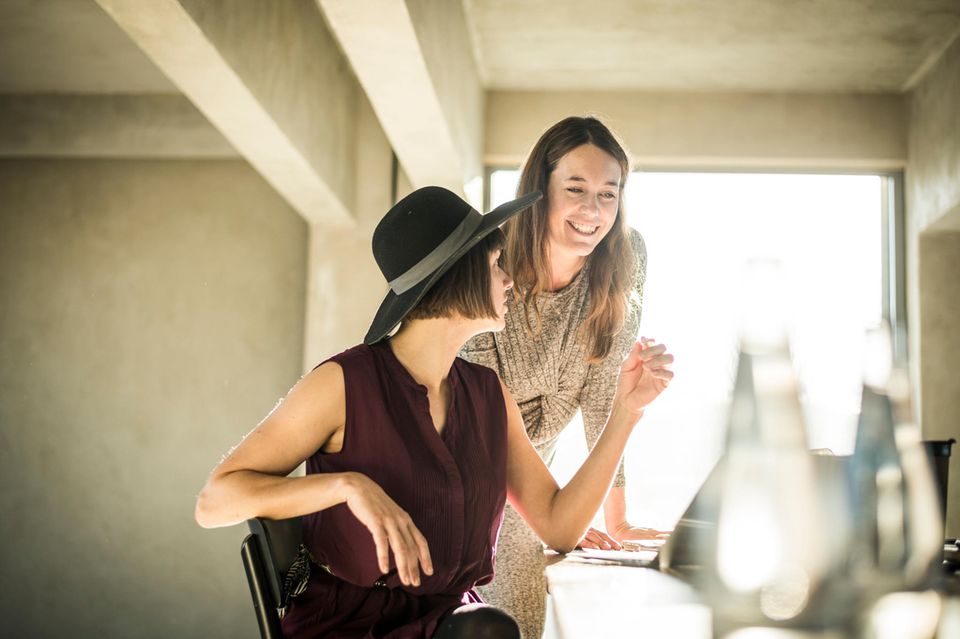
left=281, top=342, right=509, bottom=639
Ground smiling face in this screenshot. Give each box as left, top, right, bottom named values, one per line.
left=545, top=143, right=622, bottom=264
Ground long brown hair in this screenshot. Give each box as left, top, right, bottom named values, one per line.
left=503, top=116, right=636, bottom=362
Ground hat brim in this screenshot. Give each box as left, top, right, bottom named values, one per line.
left=363, top=190, right=542, bottom=345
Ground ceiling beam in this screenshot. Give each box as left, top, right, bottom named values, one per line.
left=318, top=0, right=483, bottom=202
left=0, top=94, right=237, bottom=159
left=95, top=0, right=358, bottom=227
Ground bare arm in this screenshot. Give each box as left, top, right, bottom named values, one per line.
left=584, top=228, right=649, bottom=534
left=506, top=341, right=673, bottom=552
left=194, top=361, right=433, bottom=585
left=194, top=361, right=349, bottom=527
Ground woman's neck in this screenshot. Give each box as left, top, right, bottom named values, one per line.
left=388, top=318, right=474, bottom=391
left=546, top=247, right=586, bottom=291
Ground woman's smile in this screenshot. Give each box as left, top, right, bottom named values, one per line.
left=568, top=220, right=600, bottom=235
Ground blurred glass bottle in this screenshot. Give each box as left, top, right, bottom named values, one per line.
left=677, top=259, right=835, bottom=628
left=848, top=324, right=943, bottom=598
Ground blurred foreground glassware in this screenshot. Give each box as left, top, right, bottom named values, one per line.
left=660, top=268, right=945, bottom=635
left=846, top=325, right=944, bottom=631
left=663, top=259, right=842, bottom=630
left=706, top=330, right=859, bottom=629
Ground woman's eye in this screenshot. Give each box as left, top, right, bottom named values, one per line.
left=566, top=187, right=583, bottom=194
left=601, top=192, right=618, bottom=200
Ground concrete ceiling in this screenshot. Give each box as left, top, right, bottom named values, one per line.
left=0, top=0, right=176, bottom=93
left=465, top=0, right=960, bottom=92
left=2, top=1, right=959, bottom=95
left=0, top=0, right=953, bottom=212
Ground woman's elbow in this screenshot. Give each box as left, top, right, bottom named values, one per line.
left=551, top=541, right=579, bottom=554
left=543, top=533, right=579, bottom=555
left=194, top=484, right=227, bottom=529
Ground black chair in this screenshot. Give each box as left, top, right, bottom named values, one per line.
left=240, top=517, right=303, bottom=639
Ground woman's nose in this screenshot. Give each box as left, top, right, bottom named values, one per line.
left=582, top=199, right=601, bottom=218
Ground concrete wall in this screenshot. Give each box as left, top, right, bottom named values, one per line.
left=302, top=94, right=394, bottom=367
left=486, top=90, right=907, bottom=169
left=0, top=159, right=307, bottom=638
left=908, top=32, right=960, bottom=537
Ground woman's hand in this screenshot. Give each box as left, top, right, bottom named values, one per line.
left=607, top=521, right=672, bottom=544
left=614, top=337, right=673, bottom=415
left=342, top=473, right=433, bottom=586
left=576, top=527, right=622, bottom=550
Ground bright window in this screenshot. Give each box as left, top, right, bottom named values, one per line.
left=489, top=170, right=887, bottom=529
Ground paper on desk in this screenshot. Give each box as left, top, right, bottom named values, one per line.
left=570, top=548, right=658, bottom=566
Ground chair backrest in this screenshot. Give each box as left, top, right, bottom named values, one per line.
left=240, top=517, right=303, bottom=639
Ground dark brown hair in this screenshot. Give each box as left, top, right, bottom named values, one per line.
left=406, top=229, right=506, bottom=322
left=503, top=116, right=636, bottom=362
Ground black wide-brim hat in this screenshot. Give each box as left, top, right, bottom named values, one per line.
left=364, top=186, right=542, bottom=344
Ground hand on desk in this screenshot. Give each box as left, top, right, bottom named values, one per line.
left=577, top=527, right=622, bottom=550
left=608, top=522, right=671, bottom=544
left=576, top=524, right=672, bottom=551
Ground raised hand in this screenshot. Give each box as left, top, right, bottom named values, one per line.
left=343, top=473, right=434, bottom=586
left=615, top=337, right=673, bottom=414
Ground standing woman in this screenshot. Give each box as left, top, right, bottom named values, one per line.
left=461, top=116, right=668, bottom=637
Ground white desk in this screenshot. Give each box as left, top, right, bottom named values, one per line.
left=545, top=558, right=711, bottom=638
left=543, top=554, right=960, bottom=639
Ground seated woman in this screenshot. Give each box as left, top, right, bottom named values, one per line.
left=195, top=186, right=673, bottom=639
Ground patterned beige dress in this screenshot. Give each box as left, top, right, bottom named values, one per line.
left=460, top=228, right=646, bottom=638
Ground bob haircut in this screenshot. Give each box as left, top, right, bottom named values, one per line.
left=406, top=228, right=506, bottom=322
left=503, top=116, right=636, bottom=362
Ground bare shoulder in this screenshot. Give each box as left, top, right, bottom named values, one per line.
left=299, top=360, right=345, bottom=394
left=211, top=361, right=347, bottom=478
left=255, top=361, right=346, bottom=446
left=278, top=361, right=346, bottom=426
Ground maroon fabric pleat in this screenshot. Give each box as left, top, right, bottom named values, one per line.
left=281, top=341, right=508, bottom=639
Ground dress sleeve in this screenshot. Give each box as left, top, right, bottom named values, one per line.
left=579, top=229, right=647, bottom=488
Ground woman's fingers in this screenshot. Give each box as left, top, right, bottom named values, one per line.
left=578, top=527, right=622, bottom=550
left=386, top=519, right=418, bottom=586
left=371, top=526, right=391, bottom=575
left=346, top=477, right=434, bottom=586
left=384, top=515, right=435, bottom=586
left=649, top=367, right=674, bottom=381
left=638, top=343, right=667, bottom=360
left=410, top=524, right=434, bottom=576
left=645, top=352, right=674, bottom=368
left=395, top=523, right=414, bottom=585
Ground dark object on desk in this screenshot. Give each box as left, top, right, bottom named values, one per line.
left=924, top=438, right=955, bottom=547
left=240, top=516, right=303, bottom=639
left=945, top=539, right=960, bottom=565
left=657, top=453, right=858, bottom=628
left=655, top=457, right=724, bottom=575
